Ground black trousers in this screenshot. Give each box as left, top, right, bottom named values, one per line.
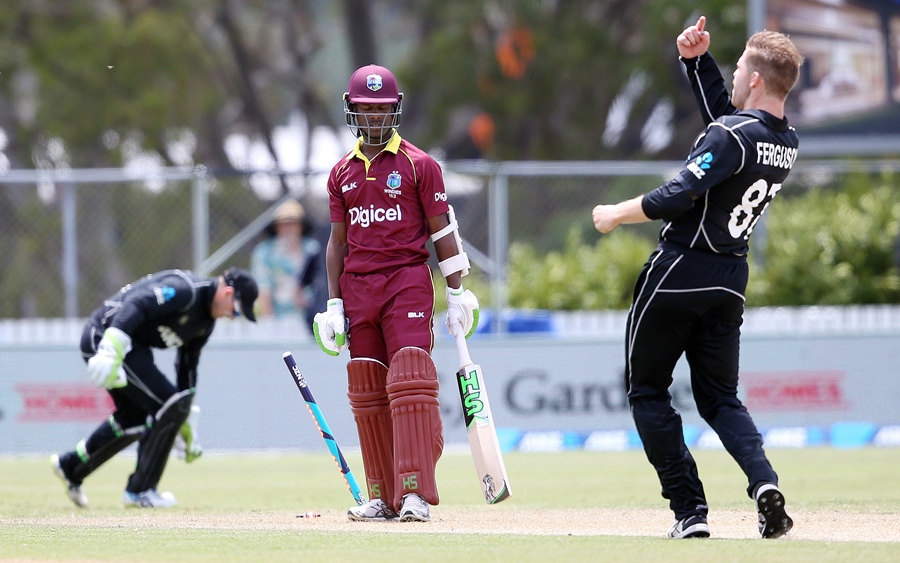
left=81, top=324, right=178, bottom=427
left=624, top=243, right=778, bottom=519
left=67, top=324, right=180, bottom=487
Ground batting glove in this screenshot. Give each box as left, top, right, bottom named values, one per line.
left=173, top=405, right=203, bottom=463
left=86, top=327, right=131, bottom=389
left=313, top=298, right=349, bottom=356
left=446, top=286, right=479, bottom=338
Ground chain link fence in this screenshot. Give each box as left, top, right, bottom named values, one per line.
left=0, top=167, right=329, bottom=319
left=2, top=160, right=898, bottom=321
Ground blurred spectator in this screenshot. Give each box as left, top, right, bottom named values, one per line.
left=299, top=220, right=329, bottom=331
left=250, top=199, right=323, bottom=325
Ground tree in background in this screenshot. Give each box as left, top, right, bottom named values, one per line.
left=0, top=1, right=336, bottom=172
left=7, top=2, right=898, bottom=316
left=0, top=1, right=339, bottom=314
left=400, top=0, right=747, bottom=160
left=0, top=0, right=748, bottom=169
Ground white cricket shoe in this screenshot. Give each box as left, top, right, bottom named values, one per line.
left=399, top=493, right=430, bottom=522
left=50, top=453, right=88, bottom=508
left=347, top=498, right=398, bottom=522
left=122, top=489, right=177, bottom=508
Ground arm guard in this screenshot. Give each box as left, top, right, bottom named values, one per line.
left=430, top=205, right=470, bottom=278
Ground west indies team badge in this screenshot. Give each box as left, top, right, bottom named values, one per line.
left=366, top=74, right=383, bottom=92
left=386, top=171, right=402, bottom=189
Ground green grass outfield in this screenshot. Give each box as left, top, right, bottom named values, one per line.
left=2, top=447, right=899, bottom=562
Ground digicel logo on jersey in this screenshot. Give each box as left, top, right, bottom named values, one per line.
left=349, top=204, right=402, bottom=227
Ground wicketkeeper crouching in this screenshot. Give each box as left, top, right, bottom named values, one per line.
left=51, top=267, right=258, bottom=508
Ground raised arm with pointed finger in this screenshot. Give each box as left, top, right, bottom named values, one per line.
left=676, top=16, right=710, bottom=59
left=679, top=16, right=737, bottom=124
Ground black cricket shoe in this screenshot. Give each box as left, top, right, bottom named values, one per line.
left=755, top=483, right=793, bottom=539
left=668, top=514, right=710, bottom=539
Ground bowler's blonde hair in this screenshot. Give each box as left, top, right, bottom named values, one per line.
left=745, top=30, right=804, bottom=100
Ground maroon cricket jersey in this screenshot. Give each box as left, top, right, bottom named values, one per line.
left=327, top=134, right=450, bottom=274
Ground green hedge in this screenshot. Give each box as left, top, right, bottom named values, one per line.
left=506, top=227, right=655, bottom=310
left=747, top=175, right=900, bottom=306
left=496, top=173, right=900, bottom=310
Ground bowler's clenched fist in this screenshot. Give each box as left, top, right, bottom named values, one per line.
left=592, top=204, right=618, bottom=234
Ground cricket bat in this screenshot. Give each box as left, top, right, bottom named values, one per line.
left=453, top=330, right=511, bottom=504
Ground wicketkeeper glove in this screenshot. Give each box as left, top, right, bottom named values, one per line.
left=446, top=285, right=479, bottom=338
left=86, top=327, right=131, bottom=389
left=313, top=298, right=349, bottom=356
left=173, top=405, right=203, bottom=463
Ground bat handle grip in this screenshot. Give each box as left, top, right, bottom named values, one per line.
left=454, top=329, right=473, bottom=368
